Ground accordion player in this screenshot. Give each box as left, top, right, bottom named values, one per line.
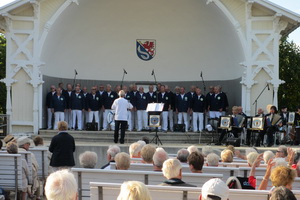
left=265, top=105, right=281, bottom=147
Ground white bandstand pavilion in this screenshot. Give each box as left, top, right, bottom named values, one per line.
left=0, top=0, right=299, bottom=134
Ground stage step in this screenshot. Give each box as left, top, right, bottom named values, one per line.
left=38, top=130, right=217, bottom=144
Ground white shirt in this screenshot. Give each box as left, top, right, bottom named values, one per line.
left=111, top=97, right=133, bottom=121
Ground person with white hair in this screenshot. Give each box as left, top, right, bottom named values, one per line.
left=206, top=153, right=220, bottom=167
left=101, top=145, right=121, bottom=169
left=111, top=90, right=133, bottom=144
left=198, top=178, right=229, bottom=200
left=129, top=142, right=143, bottom=158
left=247, top=152, right=260, bottom=167
left=141, top=144, right=156, bottom=164
left=276, top=145, right=288, bottom=158
left=187, top=145, right=199, bottom=154
left=115, top=152, right=130, bottom=170
left=136, top=86, right=149, bottom=131
left=117, top=181, right=152, bottom=200
left=45, top=169, right=78, bottom=200
left=161, top=158, right=196, bottom=187
left=153, top=148, right=169, bottom=171
left=177, top=148, right=190, bottom=163
left=79, top=151, right=98, bottom=168
left=263, top=150, right=275, bottom=164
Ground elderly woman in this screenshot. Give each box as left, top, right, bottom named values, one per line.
left=79, top=151, right=98, bottom=168
left=117, top=181, right=152, bottom=200
left=263, top=150, right=275, bottom=164
left=275, top=145, right=288, bottom=158
left=206, top=153, right=220, bottom=167
left=221, top=149, right=233, bottom=163
left=6, top=142, right=30, bottom=200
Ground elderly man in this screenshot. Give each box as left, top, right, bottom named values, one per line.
left=129, top=142, right=144, bottom=158
left=101, top=145, right=121, bottom=169
left=141, top=144, right=156, bottom=164
left=199, top=178, right=229, bottom=200
left=176, top=87, right=191, bottom=132
left=79, top=151, right=98, bottom=168
left=136, top=86, right=149, bottom=131
left=70, top=86, right=85, bottom=130
left=115, top=152, right=130, bottom=170
left=177, top=148, right=190, bottom=163
left=45, top=169, right=78, bottom=200
left=158, top=85, right=171, bottom=132
left=111, top=90, right=133, bottom=144
left=102, top=84, right=119, bottom=131
left=49, top=121, right=75, bottom=171
left=86, top=86, right=102, bottom=130
left=46, top=85, right=56, bottom=129
left=208, top=85, right=225, bottom=119
left=161, top=158, right=196, bottom=187
left=63, top=83, right=73, bottom=129
left=190, top=87, right=206, bottom=133
left=153, top=148, right=169, bottom=171
left=206, top=153, right=220, bottom=167
left=51, top=87, right=66, bottom=130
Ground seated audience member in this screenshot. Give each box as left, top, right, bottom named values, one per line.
left=79, top=151, right=98, bottom=168
left=199, top=178, right=229, bottom=200
left=226, top=145, right=235, bottom=154
left=273, top=158, right=288, bottom=168
left=101, top=145, right=121, bottom=169
left=187, top=152, right=204, bottom=173
left=117, top=181, right=152, bottom=200
left=45, top=169, right=78, bottom=200
left=141, top=144, right=156, bottom=164
left=115, top=152, right=130, bottom=170
left=235, top=148, right=258, bottom=160
left=153, top=148, right=169, bottom=171
left=161, top=158, right=196, bottom=187
left=248, top=153, right=264, bottom=188
left=142, top=136, right=150, bottom=144
left=263, top=150, right=275, bottom=164
left=275, top=145, right=288, bottom=158
left=247, top=152, right=260, bottom=167
left=269, top=186, right=297, bottom=200
left=33, top=136, right=44, bottom=146
left=137, top=140, right=146, bottom=148
left=129, top=142, right=143, bottom=158
left=7, top=142, right=30, bottom=200
left=221, top=149, right=233, bottom=163
left=206, top=153, right=220, bottom=167
left=177, top=148, right=189, bottom=163
left=3, top=134, right=15, bottom=144
left=201, top=146, right=214, bottom=157
left=187, top=145, right=199, bottom=154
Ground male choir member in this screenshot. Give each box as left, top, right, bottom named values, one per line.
left=97, top=85, right=105, bottom=130
left=191, top=88, right=206, bottom=132
left=158, top=85, right=171, bottom=132
left=51, top=87, right=66, bottom=130
left=102, top=84, right=118, bottom=131
left=147, top=85, right=157, bottom=103
left=219, top=86, right=229, bottom=116
left=123, top=86, right=133, bottom=131
left=70, top=86, right=85, bottom=130
left=87, top=86, right=101, bottom=130
left=130, top=85, right=138, bottom=130
left=187, top=85, right=196, bottom=131
left=208, top=86, right=225, bottom=119
left=63, top=83, right=73, bottom=129
left=46, top=85, right=56, bottom=129
left=165, top=85, right=175, bottom=132
left=173, top=86, right=180, bottom=125
left=82, top=86, right=89, bottom=129
left=176, top=87, right=190, bottom=132
left=136, top=86, right=149, bottom=131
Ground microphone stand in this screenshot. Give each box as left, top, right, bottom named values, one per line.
left=152, top=69, right=158, bottom=103
left=120, top=69, right=127, bottom=89
left=253, top=84, right=269, bottom=115
left=200, top=71, right=207, bottom=95
left=72, top=70, right=78, bottom=88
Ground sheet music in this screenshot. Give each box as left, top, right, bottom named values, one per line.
left=146, top=103, right=164, bottom=112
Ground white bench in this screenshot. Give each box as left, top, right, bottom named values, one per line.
left=89, top=182, right=300, bottom=200
left=71, top=168, right=223, bottom=200
left=0, top=154, right=23, bottom=200
left=29, top=147, right=49, bottom=179
left=238, top=167, right=266, bottom=177
left=221, top=162, right=267, bottom=168
left=110, top=162, right=238, bottom=181
left=256, top=176, right=300, bottom=190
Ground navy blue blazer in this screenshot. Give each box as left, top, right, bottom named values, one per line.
left=102, top=91, right=118, bottom=109
left=209, top=93, right=226, bottom=111
left=206, top=92, right=214, bottom=109
left=136, top=92, right=149, bottom=110
left=129, top=91, right=138, bottom=107
left=51, top=94, right=66, bottom=112
left=191, top=95, right=206, bottom=113
left=147, top=91, right=157, bottom=103
left=176, top=94, right=190, bottom=112
left=62, top=90, right=73, bottom=109
left=70, top=92, right=85, bottom=110
left=167, top=91, right=176, bottom=110
left=46, top=92, right=55, bottom=108
left=158, top=92, right=170, bottom=111
left=86, top=93, right=101, bottom=111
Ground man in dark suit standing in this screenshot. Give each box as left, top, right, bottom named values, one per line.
left=49, top=121, right=75, bottom=171
left=190, top=87, right=206, bottom=133
left=158, top=85, right=171, bottom=132
left=70, top=86, right=85, bottom=130
left=46, top=85, right=56, bottom=129
left=136, top=86, right=149, bottom=131
left=208, top=86, right=225, bottom=119
left=175, top=87, right=191, bottom=132
left=51, top=87, right=66, bottom=130
left=102, top=84, right=118, bottom=131
left=87, top=86, right=102, bottom=130
left=63, top=83, right=73, bottom=129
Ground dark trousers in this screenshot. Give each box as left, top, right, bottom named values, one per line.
left=267, top=126, right=276, bottom=146
left=114, top=120, right=127, bottom=144
left=219, top=128, right=240, bottom=143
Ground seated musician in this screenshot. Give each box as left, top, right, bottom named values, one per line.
left=265, top=106, right=280, bottom=147
left=216, top=106, right=243, bottom=145
left=255, top=108, right=266, bottom=147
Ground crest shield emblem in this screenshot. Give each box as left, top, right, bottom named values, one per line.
left=136, top=39, right=156, bottom=61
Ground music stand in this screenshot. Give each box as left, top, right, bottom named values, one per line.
left=147, top=103, right=164, bottom=145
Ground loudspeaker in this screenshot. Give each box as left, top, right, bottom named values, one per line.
left=174, top=124, right=185, bottom=132
left=226, top=137, right=241, bottom=147
left=86, top=123, right=98, bottom=131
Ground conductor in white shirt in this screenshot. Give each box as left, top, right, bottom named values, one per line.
left=112, top=90, right=133, bottom=144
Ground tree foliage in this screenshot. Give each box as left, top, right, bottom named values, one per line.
left=278, top=37, right=300, bottom=111
left=0, top=34, right=6, bottom=114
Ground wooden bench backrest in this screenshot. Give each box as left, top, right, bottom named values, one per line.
left=0, top=154, right=23, bottom=191
left=110, top=163, right=238, bottom=181
left=29, top=148, right=49, bottom=179
left=89, top=182, right=300, bottom=200
left=71, top=168, right=223, bottom=200
left=256, top=176, right=300, bottom=190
